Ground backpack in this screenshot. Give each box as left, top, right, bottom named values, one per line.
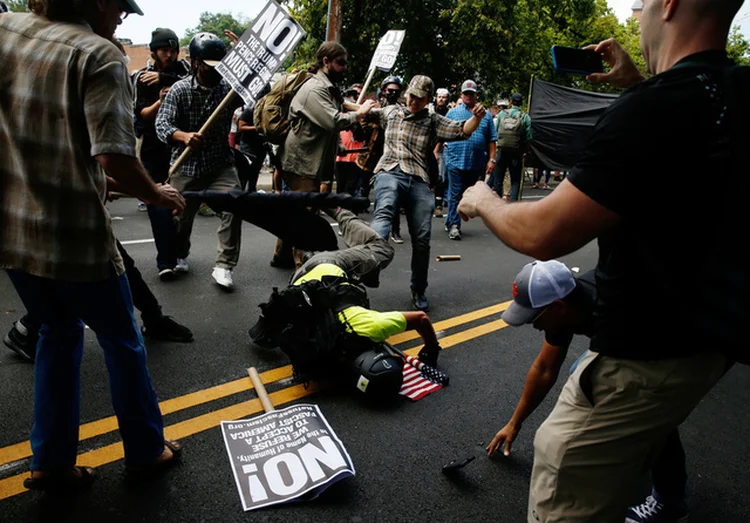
left=253, top=70, right=313, bottom=145
left=248, top=276, right=375, bottom=383
left=497, top=109, right=525, bottom=151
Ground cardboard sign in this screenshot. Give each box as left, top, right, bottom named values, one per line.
left=215, top=0, right=306, bottom=106
left=221, top=404, right=355, bottom=511
left=368, top=30, right=406, bottom=72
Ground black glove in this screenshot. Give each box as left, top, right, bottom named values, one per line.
left=417, top=342, right=441, bottom=368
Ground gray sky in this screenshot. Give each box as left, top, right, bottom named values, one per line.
left=118, top=0, right=750, bottom=46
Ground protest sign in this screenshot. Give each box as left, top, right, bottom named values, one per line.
left=357, top=30, right=406, bottom=104
left=221, top=404, right=355, bottom=512
left=216, top=0, right=306, bottom=106
left=368, top=30, right=406, bottom=73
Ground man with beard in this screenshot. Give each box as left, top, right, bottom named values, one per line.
left=134, top=28, right=190, bottom=281
left=273, top=42, right=375, bottom=269
left=156, top=32, right=245, bottom=290
left=431, top=88, right=451, bottom=218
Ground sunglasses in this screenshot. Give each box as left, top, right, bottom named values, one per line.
left=385, top=88, right=400, bottom=95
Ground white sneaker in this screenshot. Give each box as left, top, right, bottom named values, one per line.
left=175, top=258, right=189, bottom=273
left=212, top=267, right=234, bottom=290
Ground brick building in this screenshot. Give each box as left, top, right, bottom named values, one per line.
left=118, top=38, right=188, bottom=75
left=631, top=0, right=643, bottom=21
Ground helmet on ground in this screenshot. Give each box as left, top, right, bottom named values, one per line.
left=380, top=75, right=403, bottom=91
left=351, top=349, right=403, bottom=400
left=188, top=32, right=226, bottom=66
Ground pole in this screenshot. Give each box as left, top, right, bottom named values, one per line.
left=325, top=0, right=342, bottom=42
left=356, top=67, right=377, bottom=105
left=519, top=75, right=535, bottom=201
left=325, top=0, right=332, bottom=41
left=167, top=90, right=237, bottom=180
left=248, top=367, right=275, bottom=413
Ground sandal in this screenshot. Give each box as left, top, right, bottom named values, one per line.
left=126, top=439, right=183, bottom=479
left=23, top=466, right=95, bottom=492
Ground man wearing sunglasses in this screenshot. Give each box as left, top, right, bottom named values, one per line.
left=487, top=260, right=692, bottom=523
left=0, top=0, right=186, bottom=491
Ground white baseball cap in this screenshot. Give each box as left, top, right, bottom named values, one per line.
left=501, top=260, right=577, bottom=326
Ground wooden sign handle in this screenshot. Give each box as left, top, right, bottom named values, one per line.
left=248, top=367, right=275, bottom=413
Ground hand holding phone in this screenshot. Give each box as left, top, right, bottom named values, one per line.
left=551, top=46, right=604, bottom=75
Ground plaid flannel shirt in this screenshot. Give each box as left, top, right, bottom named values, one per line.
left=0, top=14, right=129, bottom=282
left=374, top=107, right=468, bottom=183
left=155, top=75, right=239, bottom=178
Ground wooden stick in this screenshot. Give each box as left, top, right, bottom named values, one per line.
left=357, top=67, right=377, bottom=105
left=436, top=255, right=461, bottom=262
left=248, top=367, right=275, bottom=413
left=168, top=90, right=238, bottom=180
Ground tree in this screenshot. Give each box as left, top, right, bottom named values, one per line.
left=181, top=12, right=251, bottom=48
left=6, top=0, right=28, bottom=12
left=727, top=25, right=750, bottom=66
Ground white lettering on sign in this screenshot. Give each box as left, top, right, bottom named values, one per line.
left=251, top=2, right=304, bottom=57
left=264, top=453, right=308, bottom=496
left=298, top=436, right=347, bottom=482
left=242, top=463, right=269, bottom=502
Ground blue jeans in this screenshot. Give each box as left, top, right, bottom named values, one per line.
left=142, top=156, right=178, bottom=271
left=6, top=269, right=165, bottom=471
left=370, top=170, right=434, bottom=295
left=445, top=165, right=482, bottom=229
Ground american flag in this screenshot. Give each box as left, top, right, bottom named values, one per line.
left=399, top=354, right=450, bottom=401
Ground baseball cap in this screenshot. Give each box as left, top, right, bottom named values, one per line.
left=461, top=80, right=478, bottom=93
left=497, top=99, right=509, bottom=107
left=511, top=92, right=523, bottom=104
left=436, top=88, right=450, bottom=97
left=405, top=75, right=435, bottom=99
left=119, top=0, right=144, bottom=16
left=501, top=260, right=577, bottom=326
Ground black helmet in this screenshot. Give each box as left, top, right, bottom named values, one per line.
left=380, top=75, right=403, bottom=91
left=351, top=348, right=403, bottom=400
left=188, top=32, right=226, bottom=66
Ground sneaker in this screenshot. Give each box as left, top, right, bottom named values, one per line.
left=198, top=203, right=215, bottom=217
left=444, top=223, right=449, bottom=232
left=3, top=321, right=36, bottom=362
left=174, top=258, right=189, bottom=273
left=212, top=267, right=234, bottom=290
left=390, top=232, right=404, bottom=244
left=433, top=206, right=443, bottom=218
left=412, top=292, right=429, bottom=312
left=142, top=316, right=194, bottom=343
left=625, top=495, right=689, bottom=523
left=158, top=267, right=177, bottom=282
left=137, top=201, right=147, bottom=212
left=448, top=225, right=461, bottom=240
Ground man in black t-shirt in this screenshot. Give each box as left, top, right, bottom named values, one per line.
left=486, top=261, right=690, bottom=523
left=237, top=104, right=269, bottom=193
left=458, top=1, right=748, bottom=520
left=133, top=28, right=190, bottom=281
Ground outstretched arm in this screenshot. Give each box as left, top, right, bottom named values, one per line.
left=402, top=311, right=438, bottom=346
left=487, top=341, right=568, bottom=457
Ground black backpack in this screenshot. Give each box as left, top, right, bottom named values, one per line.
left=248, top=276, right=375, bottom=383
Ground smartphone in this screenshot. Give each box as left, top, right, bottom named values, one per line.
left=551, top=46, right=604, bottom=75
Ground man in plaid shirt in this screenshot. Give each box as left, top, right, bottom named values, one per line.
left=156, top=32, right=244, bottom=290
left=368, top=75, right=487, bottom=311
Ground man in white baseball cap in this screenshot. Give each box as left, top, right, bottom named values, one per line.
left=501, top=259, right=578, bottom=326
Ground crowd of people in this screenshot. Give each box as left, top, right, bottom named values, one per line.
left=1, top=0, right=748, bottom=522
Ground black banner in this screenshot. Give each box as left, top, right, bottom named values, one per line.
left=528, top=79, right=619, bottom=171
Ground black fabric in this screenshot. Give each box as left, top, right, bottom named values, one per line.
left=568, top=51, right=749, bottom=361
left=182, top=190, right=370, bottom=252
left=238, top=107, right=265, bottom=152
left=544, top=270, right=597, bottom=348
left=528, top=79, right=618, bottom=171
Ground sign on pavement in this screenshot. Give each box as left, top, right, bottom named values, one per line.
left=215, top=0, right=306, bottom=106
left=221, top=404, right=355, bottom=511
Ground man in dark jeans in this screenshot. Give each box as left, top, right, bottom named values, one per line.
left=237, top=102, right=269, bottom=193
left=4, top=240, right=194, bottom=363
left=486, top=260, right=691, bottom=523
left=133, top=27, right=190, bottom=281
left=493, top=92, right=531, bottom=201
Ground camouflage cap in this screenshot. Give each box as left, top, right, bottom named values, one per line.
left=405, top=75, right=435, bottom=99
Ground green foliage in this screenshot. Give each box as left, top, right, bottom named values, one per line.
left=727, top=26, right=750, bottom=66
left=6, top=0, right=28, bottom=12
left=181, top=12, right=251, bottom=48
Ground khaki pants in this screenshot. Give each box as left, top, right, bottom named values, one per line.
left=170, top=166, right=242, bottom=269
left=274, top=172, right=319, bottom=269
left=529, top=350, right=728, bottom=523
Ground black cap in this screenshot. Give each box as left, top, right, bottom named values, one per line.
left=150, top=28, right=179, bottom=52
left=511, top=92, right=523, bottom=104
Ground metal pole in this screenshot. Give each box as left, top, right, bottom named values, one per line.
left=326, top=0, right=342, bottom=42
left=325, top=0, right=332, bottom=41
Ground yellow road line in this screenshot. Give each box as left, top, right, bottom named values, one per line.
left=0, top=302, right=511, bottom=480
left=0, top=317, right=509, bottom=501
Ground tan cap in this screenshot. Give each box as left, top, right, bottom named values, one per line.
left=405, top=75, right=435, bottom=99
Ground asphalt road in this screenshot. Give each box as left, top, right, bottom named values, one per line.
left=1, top=187, right=748, bottom=523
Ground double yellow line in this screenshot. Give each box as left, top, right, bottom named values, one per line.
left=0, top=300, right=512, bottom=500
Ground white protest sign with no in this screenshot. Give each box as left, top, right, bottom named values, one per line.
left=368, top=30, right=406, bottom=72
left=215, top=0, right=306, bottom=106
left=221, top=404, right=355, bottom=511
